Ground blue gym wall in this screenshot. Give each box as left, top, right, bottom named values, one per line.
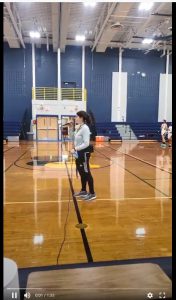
left=85, top=48, right=119, bottom=122
left=122, top=49, right=166, bottom=122
left=3, top=43, right=32, bottom=125
left=61, top=46, right=82, bottom=87
left=35, top=46, right=57, bottom=87
left=4, top=43, right=169, bottom=125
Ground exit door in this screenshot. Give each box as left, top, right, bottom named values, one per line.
left=37, top=116, right=58, bottom=141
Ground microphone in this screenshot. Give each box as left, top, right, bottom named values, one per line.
left=63, top=122, right=74, bottom=126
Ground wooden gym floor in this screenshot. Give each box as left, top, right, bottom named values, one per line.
left=4, top=141, right=172, bottom=268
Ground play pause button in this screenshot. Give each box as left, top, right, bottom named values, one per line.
left=11, top=292, right=18, bottom=298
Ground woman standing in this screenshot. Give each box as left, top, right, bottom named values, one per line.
left=71, top=111, right=96, bottom=201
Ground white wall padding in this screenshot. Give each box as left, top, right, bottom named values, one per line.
left=111, top=72, right=127, bottom=122
left=158, top=74, right=172, bottom=122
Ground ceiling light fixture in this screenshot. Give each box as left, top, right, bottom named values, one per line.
left=29, top=31, right=40, bottom=38
left=136, top=228, right=146, bottom=237
left=33, top=235, right=44, bottom=245
left=84, top=1, right=96, bottom=7
left=75, top=35, right=85, bottom=42
left=111, top=22, right=123, bottom=30
left=139, top=2, right=154, bottom=11
left=142, top=38, right=153, bottom=44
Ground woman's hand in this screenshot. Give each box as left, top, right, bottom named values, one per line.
left=71, top=149, right=75, bottom=154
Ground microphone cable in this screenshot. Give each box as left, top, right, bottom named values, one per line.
left=56, top=134, right=74, bottom=265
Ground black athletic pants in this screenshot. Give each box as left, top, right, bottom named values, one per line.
left=75, top=152, right=95, bottom=194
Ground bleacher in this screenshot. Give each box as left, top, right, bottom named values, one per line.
left=129, top=123, right=161, bottom=140
left=96, top=122, right=122, bottom=140
left=3, top=121, right=171, bottom=141
left=129, top=122, right=171, bottom=140
left=3, top=121, right=22, bottom=139
left=96, top=122, right=171, bottom=141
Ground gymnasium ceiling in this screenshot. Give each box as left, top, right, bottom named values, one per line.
left=3, top=2, right=172, bottom=53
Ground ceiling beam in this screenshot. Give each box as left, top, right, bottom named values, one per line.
left=4, top=2, right=25, bottom=48
left=60, top=3, right=71, bottom=53
left=4, top=17, right=20, bottom=48
left=3, top=35, right=171, bottom=51
left=151, top=13, right=172, bottom=17
left=96, top=3, right=134, bottom=52
left=92, top=3, right=107, bottom=42
left=66, top=39, right=93, bottom=47
left=133, top=35, right=172, bottom=41
left=125, top=2, right=170, bottom=49
left=91, top=2, right=117, bottom=52
left=51, top=3, right=60, bottom=52
left=111, top=15, right=148, bottom=19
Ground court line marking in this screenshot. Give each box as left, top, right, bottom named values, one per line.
left=3, top=146, right=15, bottom=153
left=107, top=144, right=172, bottom=174
left=95, top=148, right=170, bottom=198
left=4, top=150, right=29, bottom=172
left=4, top=197, right=172, bottom=205
left=64, top=160, right=93, bottom=263
left=142, top=178, right=171, bottom=180
left=13, top=156, right=112, bottom=171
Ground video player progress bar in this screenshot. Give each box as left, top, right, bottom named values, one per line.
left=7, top=287, right=170, bottom=290
left=11, top=292, right=17, bottom=299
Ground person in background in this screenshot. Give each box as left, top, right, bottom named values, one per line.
left=68, top=121, right=74, bottom=140
left=71, top=111, right=96, bottom=201
left=161, top=120, right=168, bottom=146
left=168, top=123, right=172, bottom=147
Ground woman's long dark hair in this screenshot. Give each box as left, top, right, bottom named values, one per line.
left=88, top=110, right=96, bottom=125
left=77, top=110, right=97, bottom=141
left=76, top=111, right=92, bottom=125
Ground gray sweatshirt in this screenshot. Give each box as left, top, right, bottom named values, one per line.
left=74, top=124, right=91, bottom=151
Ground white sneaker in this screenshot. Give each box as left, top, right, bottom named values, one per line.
left=74, top=191, right=88, bottom=197
left=83, top=193, right=96, bottom=201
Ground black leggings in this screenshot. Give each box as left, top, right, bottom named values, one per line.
left=75, top=152, right=95, bottom=194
